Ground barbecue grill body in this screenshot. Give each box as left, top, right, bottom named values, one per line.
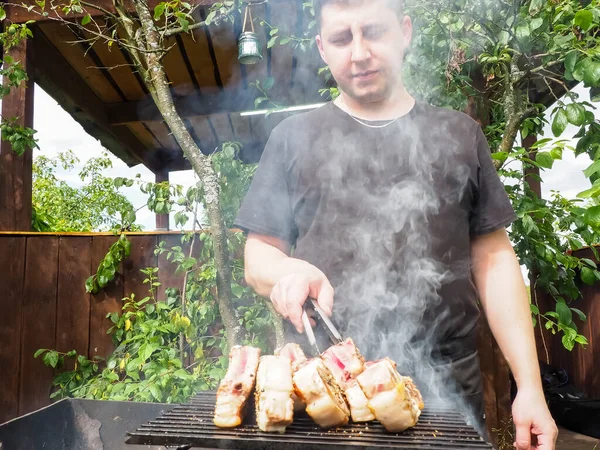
left=128, top=392, right=493, bottom=450
left=0, top=398, right=168, bottom=450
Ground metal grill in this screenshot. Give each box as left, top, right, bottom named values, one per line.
left=127, top=391, right=492, bottom=449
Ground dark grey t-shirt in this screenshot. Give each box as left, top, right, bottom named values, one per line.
left=235, top=101, right=515, bottom=367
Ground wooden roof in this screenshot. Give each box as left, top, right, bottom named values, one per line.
left=18, top=1, right=327, bottom=173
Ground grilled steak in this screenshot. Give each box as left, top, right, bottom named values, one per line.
left=356, top=358, right=423, bottom=432
left=276, top=343, right=308, bottom=371
left=255, top=355, right=295, bottom=433
left=321, top=338, right=374, bottom=422
left=276, top=343, right=309, bottom=411
left=213, top=346, right=261, bottom=428
left=293, top=358, right=350, bottom=428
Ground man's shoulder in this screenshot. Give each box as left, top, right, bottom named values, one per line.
left=416, top=102, right=479, bottom=132
left=269, top=103, right=336, bottom=137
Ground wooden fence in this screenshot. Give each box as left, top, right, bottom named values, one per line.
left=0, top=231, right=514, bottom=445
left=0, top=232, right=190, bottom=424
left=534, top=247, right=600, bottom=399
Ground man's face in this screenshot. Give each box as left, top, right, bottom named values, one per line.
left=316, top=0, right=412, bottom=104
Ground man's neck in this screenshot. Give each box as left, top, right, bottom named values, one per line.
left=334, top=87, right=415, bottom=121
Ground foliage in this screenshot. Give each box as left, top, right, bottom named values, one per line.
left=32, top=150, right=139, bottom=232
left=85, top=234, right=131, bottom=294
left=39, top=246, right=274, bottom=401
left=38, top=140, right=271, bottom=402
left=0, top=21, right=38, bottom=156
left=37, top=269, right=221, bottom=401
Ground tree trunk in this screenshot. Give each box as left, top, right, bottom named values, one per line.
left=133, top=0, right=243, bottom=350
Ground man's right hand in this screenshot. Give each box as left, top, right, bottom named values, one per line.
left=270, top=269, right=334, bottom=333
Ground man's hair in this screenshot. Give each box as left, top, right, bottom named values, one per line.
left=313, top=0, right=405, bottom=29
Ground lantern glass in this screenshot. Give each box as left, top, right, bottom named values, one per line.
left=238, top=31, right=263, bottom=65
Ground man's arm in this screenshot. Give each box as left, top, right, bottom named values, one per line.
left=244, top=232, right=334, bottom=332
left=471, top=228, right=557, bottom=450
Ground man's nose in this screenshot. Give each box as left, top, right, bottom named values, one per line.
left=351, top=37, right=371, bottom=63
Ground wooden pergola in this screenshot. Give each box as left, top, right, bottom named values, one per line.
left=0, top=0, right=328, bottom=230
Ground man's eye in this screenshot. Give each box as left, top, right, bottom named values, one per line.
left=365, top=29, right=385, bottom=39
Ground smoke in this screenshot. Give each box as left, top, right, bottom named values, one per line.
left=291, top=110, right=484, bottom=432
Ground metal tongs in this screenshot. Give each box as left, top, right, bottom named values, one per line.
left=301, top=297, right=343, bottom=355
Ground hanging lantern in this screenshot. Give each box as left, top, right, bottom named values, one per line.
left=238, top=4, right=263, bottom=65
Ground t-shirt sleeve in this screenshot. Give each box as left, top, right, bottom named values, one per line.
left=469, top=124, right=517, bottom=236
left=234, top=124, right=298, bottom=245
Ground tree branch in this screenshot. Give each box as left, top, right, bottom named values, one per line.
left=133, top=0, right=243, bottom=350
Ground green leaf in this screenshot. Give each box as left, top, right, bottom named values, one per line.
left=562, top=334, right=575, bottom=351
left=43, top=350, right=59, bottom=368
left=529, top=0, right=543, bottom=15
left=491, top=151, right=509, bottom=163
left=552, top=109, right=568, bottom=137
left=581, top=266, right=596, bottom=285
left=565, top=104, right=586, bottom=126
left=574, top=335, right=588, bottom=345
left=530, top=17, right=544, bottom=31
left=154, top=3, right=166, bottom=21
left=34, top=349, right=47, bottom=358
left=536, top=151, right=554, bottom=169
left=556, top=301, right=572, bottom=325
left=81, top=14, right=91, bottom=26
left=570, top=308, right=587, bottom=321
left=584, top=61, right=600, bottom=87
left=254, top=97, right=268, bottom=108
left=149, top=384, right=162, bottom=401
left=564, top=52, right=578, bottom=73
left=0, top=6, right=6, bottom=21
left=583, top=160, right=600, bottom=178
left=522, top=214, right=536, bottom=233
left=583, top=205, right=600, bottom=226
left=530, top=304, right=540, bottom=315
left=267, top=36, right=278, bottom=48
left=577, top=183, right=600, bottom=199
left=574, top=10, right=593, bottom=32
left=550, top=146, right=563, bottom=160
left=231, top=284, right=244, bottom=298
left=516, top=23, right=530, bottom=40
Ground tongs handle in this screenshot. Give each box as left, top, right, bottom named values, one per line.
left=309, top=298, right=343, bottom=344
left=302, top=298, right=343, bottom=356
left=301, top=309, right=320, bottom=355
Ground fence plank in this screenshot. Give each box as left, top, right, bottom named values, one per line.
left=19, top=236, right=59, bottom=415
left=157, top=234, right=187, bottom=301
left=123, top=235, right=158, bottom=302
left=589, top=288, right=600, bottom=398
left=56, top=237, right=92, bottom=360
left=492, top=337, right=512, bottom=447
left=89, top=235, right=123, bottom=360
left=0, top=237, right=26, bottom=423
left=477, top=319, right=499, bottom=443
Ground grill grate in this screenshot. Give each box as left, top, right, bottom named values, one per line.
left=127, top=391, right=493, bottom=449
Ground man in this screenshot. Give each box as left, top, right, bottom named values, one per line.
left=234, top=0, right=558, bottom=448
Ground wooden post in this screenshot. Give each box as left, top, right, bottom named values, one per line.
left=0, top=39, right=34, bottom=231
left=155, top=169, right=170, bottom=230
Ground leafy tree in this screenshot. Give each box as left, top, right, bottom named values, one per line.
left=32, top=150, right=140, bottom=232
left=2, top=0, right=599, bottom=359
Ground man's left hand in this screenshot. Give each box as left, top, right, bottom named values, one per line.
left=512, top=387, right=558, bottom=449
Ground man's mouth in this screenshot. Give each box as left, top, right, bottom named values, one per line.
left=353, top=70, right=379, bottom=81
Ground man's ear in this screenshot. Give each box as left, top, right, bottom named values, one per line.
left=401, top=15, right=413, bottom=48
left=316, top=34, right=328, bottom=64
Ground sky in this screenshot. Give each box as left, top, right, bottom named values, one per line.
left=32, top=82, right=596, bottom=230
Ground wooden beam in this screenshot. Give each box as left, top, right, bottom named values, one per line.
left=0, top=38, right=34, bottom=231
left=31, top=27, right=161, bottom=171
left=5, top=0, right=220, bottom=23
left=107, top=89, right=325, bottom=125
left=155, top=170, right=170, bottom=231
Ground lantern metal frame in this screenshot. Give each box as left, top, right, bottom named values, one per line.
left=237, top=3, right=263, bottom=65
